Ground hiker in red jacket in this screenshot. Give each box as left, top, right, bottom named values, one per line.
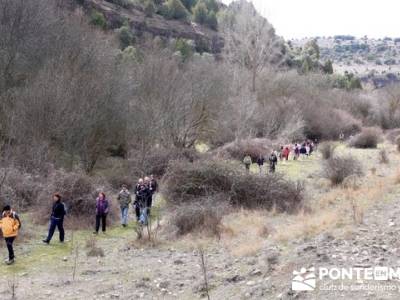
left=282, top=146, right=290, bottom=161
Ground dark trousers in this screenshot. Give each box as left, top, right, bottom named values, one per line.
left=5, top=237, right=15, bottom=260
left=95, top=214, right=107, bottom=232
left=134, top=202, right=140, bottom=220
left=46, top=217, right=64, bottom=242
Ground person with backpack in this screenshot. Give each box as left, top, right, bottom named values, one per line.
left=43, top=193, right=66, bottom=244
left=243, top=154, right=252, bottom=173
left=269, top=151, right=278, bottom=173
left=117, top=184, right=131, bottom=227
left=256, top=154, right=265, bottom=175
left=0, top=205, right=21, bottom=265
left=94, top=192, right=109, bottom=234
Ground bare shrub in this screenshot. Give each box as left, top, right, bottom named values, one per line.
left=215, top=138, right=273, bottom=162
left=319, top=142, right=337, bottom=160
left=304, top=107, right=362, bottom=140
left=323, top=156, right=364, bottom=185
left=349, top=127, right=381, bottom=149
left=379, top=149, right=389, bottom=164
left=162, top=160, right=304, bottom=213
left=85, top=237, right=105, bottom=257
left=34, top=170, right=110, bottom=226
left=385, top=129, right=400, bottom=144
left=0, top=167, right=43, bottom=210
left=171, top=199, right=228, bottom=236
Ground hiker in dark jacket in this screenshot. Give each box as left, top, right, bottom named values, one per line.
left=149, top=175, right=158, bottom=198
left=43, top=193, right=66, bottom=244
left=94, top=192, right=109, bottom=234
left=134, top=178, right=144, bottom=221
left=257, top=155, right=265, bottom=175
left=269, top=152, right=278, bottom=173
left=136, top=182, right=151, bottom=225
left=0, top=205, right=21, bottom=265
left=117, top=184, right=131, bottom=227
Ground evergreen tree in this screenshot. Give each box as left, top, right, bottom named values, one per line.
left=323, top=60, right=334, bottom=74
left=180, top=0, right=197, bottom=10
left=193, top=1, right=208, bottom=24
left=206, top=11, right=218, bottom=30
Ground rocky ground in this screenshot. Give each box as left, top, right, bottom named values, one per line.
left=1, top=143, right=400, bottom=300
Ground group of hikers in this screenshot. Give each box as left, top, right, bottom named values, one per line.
left=0, top=175, right=158, bottom=265
left=243, top=140, right=318, bottom=174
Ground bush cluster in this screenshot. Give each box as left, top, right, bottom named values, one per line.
left=349, top=128, right=381, bottom=149
left=172, top=198, right=228, bottom=236
left=323, top=156, right=363, bottom=185
left=162, top=159, right=304, bottom=212
left=215, top=139, right=273, bottom=162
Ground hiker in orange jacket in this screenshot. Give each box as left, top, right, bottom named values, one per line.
left=0, top=205, right=21, bottom=265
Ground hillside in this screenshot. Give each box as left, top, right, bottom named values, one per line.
left=75, top=0, right=224, bottom=53
left=292, top=36, right=400, bottom=88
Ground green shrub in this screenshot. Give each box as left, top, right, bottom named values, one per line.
left=161, top=0, right=189, bottom=20
left=117, top=25, right=135, bottom=49
left=193, top=1, right=208, bottom=24
left=195, top=38, right=210, bottom=53
left=206, top=11, right=217, bottom=30
left=144, top=0, right=156, bottom=17
left=109, top=0, right=134, bottom=8
left=90, top=11, right=107, bottom=29
left=175, top=38, right=193, bottom=60
left=181, top=0, right=197, bottom=10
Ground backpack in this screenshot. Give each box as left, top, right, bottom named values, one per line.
left=12, top=212, right=21, bottom=229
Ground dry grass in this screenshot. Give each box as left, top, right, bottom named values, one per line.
left=272, top=171, right=394, bottom=243
left=221, top=210, right=269, bottom=257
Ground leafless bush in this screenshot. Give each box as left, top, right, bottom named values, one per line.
left=304, top=108, right=362, bottom=140
left=323, top=156, right=364, bottom=185
left=379, top=149, right=389, bottom=164
left=349, top=128, right=381, bottom=149
left=215, top=139, right=273, bottom=162
left=33, top=170, right=110, bottom=226
left=171, top=199, right=228, bottom=236
left=85, top=237, right=105, bottom=257
left=162, top=160, right=304, bottom=213
left=319, top=142, right=337, bottom=160
left=0, top=167, right=43, bottom=210
left=385, top=129, right=400, bottom=144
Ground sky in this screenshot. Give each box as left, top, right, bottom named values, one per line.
left=221, top=0, right=400, bottom=39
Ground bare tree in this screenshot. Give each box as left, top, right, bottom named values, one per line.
left=221, top=0, right=286, bottom=92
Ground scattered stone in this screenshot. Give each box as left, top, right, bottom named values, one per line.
left=250, top=269, right=262, bottom=276
left=173, top=259, right=184, bottom=265
left=226, top=274, right=245, bottom=283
